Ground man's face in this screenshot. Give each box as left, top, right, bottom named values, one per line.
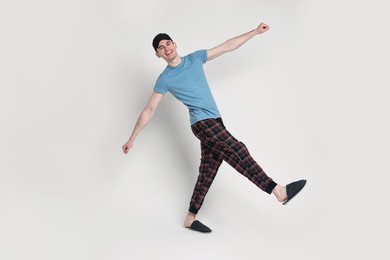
left=155, top=40, right=177, bottom=61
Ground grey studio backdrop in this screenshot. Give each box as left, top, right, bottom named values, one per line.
left=0, top=0, right=389, bottom=259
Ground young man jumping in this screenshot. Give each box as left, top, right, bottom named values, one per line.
left=122, top=22, right=306, bottom=233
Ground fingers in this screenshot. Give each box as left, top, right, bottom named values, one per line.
left=260, top=22, right=269, bottom=28
left=122, top=144, right=129, bottom=154
left=257, top=22, right=270, bottom=33
left=122, top=141, right=133, bottom=154
left=123, top=147, right=128, bottom=154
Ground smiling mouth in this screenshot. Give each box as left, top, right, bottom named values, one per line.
left=165, top=51, right=173, bottom=55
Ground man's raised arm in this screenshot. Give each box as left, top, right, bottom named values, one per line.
left=206, top=22, right=269, bottom=61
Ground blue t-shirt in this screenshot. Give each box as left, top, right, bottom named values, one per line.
left=153, top=50, right=221, bottom=125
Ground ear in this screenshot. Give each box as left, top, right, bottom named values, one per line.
left=155, top=52, right=161, bottom=58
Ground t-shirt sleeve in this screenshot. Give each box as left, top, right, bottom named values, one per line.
left=191, top=49, right=207, bottom=64
left=153, top=75, right=168, bottom=94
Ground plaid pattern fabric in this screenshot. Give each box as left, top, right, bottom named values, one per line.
left=189, top=118, right=276, bottom=214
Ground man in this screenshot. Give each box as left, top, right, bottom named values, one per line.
left=122, top=22, right=306, bottom=233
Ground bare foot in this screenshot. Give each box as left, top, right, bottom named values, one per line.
left=184, top=212, right=196, bottom=228
left=272, top=184, right=288, bottom=203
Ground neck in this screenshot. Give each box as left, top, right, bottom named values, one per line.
left=167, top=55, right=181, bottom=67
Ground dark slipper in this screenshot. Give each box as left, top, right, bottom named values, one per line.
left=188, top=220, right=212, bottom=233
left=283, top=179, right=307, bottom=205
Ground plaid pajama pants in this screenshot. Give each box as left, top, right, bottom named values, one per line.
left=189, top=117, right=277, bottom=215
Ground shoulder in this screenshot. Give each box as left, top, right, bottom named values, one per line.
left=156, top=73, right=168, bottom=84
left=188, top=50, right=207, bottom=63
left=154, top=73, right=168, bottom=91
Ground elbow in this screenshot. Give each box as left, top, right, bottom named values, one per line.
left=224, top=39, right=242, bottom=53
left=223, top=41, right=234, bottom=53
left=145, top=106, right=156, bottom=117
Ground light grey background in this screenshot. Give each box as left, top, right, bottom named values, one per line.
left=1, top=0, right=389, bottom=259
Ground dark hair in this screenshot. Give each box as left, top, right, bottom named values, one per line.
left=152, top=33, right=173, bottom=51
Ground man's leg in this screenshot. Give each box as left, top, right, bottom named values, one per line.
left=184, top=121, right=224, bottom=230
left=198, top=118, right=277, bottom=194
left=189, top=142, right=223, bottom=215
left=203, top=120, right=294, bottom=203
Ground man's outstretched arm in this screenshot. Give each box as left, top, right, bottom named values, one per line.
left=122, top=92, right=164, bottom=154
left=207, top=22, right=269, bottom=61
